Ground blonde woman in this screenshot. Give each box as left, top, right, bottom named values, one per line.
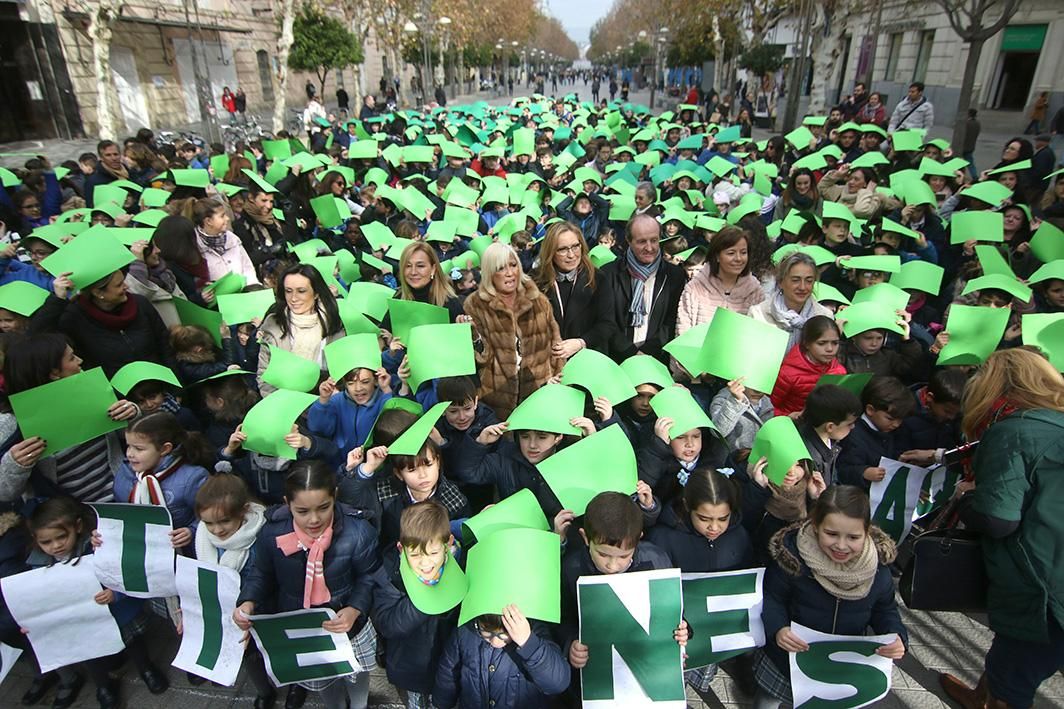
left=939, top=348, right=1064, bottom=709
left=463, top=242, right=563, bottom=419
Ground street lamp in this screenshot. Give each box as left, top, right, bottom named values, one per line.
left=438, top=16, right=453, bottom=99
left=650, top=27, right=669, bottom=110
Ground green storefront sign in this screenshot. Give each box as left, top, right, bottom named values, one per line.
left=1001, top=24, right=1047, bottom=52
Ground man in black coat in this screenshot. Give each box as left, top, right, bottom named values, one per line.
left=591, top=214, right=685, bottom=364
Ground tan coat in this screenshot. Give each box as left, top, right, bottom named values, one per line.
left=463, top=279, right=564, bottom=419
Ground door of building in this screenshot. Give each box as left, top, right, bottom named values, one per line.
left=989, top=25, right=1046, bottom=111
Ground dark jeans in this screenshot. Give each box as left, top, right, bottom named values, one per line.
left=985, top=611, right=1064, bottom=708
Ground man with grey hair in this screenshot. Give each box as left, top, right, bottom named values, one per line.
left=634, top=182, right=660, bottom=217
left=591, top=214, right=685, bottom=363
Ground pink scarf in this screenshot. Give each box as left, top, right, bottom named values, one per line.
left=276, top=523, right=334, bottom=608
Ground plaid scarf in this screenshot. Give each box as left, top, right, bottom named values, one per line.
left=196, top=226, right=228, bottom=256
left=625, top=247, right=661, bottom=327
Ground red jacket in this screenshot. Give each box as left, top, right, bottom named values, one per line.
left=470, top=158, right=506, bottom=179
left=770, top=345, right=847, bottom=416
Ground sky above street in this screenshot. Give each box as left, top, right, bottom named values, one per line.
left=545, top=0, right=612, bottom=49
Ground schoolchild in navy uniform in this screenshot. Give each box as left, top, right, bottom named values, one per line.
left=836, top=375, right=917, bottom=490
left=755, top=486, right=907, bottom=708
left=234, top=461, right=380, bottom=709
left=795, top=384, right=863, bottom=487
left=431, top=376, right=499, bottom=511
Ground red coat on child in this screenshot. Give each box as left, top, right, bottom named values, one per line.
left=770, top=344, right=846, bottom=416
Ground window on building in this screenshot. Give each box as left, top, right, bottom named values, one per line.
left=884, top=33, right=903, bottom=82
left=913, top=30, right=935, bottom=84
left=257, top=50, right=274, bottom=104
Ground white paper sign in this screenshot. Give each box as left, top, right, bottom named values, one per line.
left=248, top=608, right=360, bottom=687
left=1, top=559, right=124, bottom=672
left=92, top=503, right=178, bottom=598
left=0, top=642, right=23, bottom=685
left=172, top=556, right=245, bottom=685
left=869, top=457, right=932, bottom=543
left=789, top=623, right=896, bottom=708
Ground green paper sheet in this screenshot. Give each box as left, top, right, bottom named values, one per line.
left=399, top=550, right=468, bottom=614
left=838, top=301, right=906, bottom=337
left=216, top=290, right=275, bottom=326
left=210, top=154, right=230, bottom=178
left=1022, top=313, right=1064, bottom=372
left=937, top=305, right=1010, bottom=366
left=109, top=361, right=180, bottom=396
left=506, top=384, right=584, bottom=435
left=650, top=386, right=715, bottom=438
left=812, top=282, right=851, bottom=305
left=987, top=159, right=1032, bottom=176
left=9, top=367, right=124, bottom=457
left=343, top=283, right=395, bottom=322
left=132, top=209, right=167, bottom=227
left=169, top=169, right=209, bottom=189
left=891, top=129, right=925, bottom=152
left=458, top=527, right=561, bottom=625
left=620, top=355, right=673, bottom=390
left=699, top=309, right=789, bottom=393
left=40, top=230, right=134, bottom=290
left=843, top=255, right=902, bottom=274
left=536, top=424, right=636, bottom=516
left=262, top=346, right=320, bottom=393
left=664, top=322, right=710, bottom=377
left=407, top=322, right=476, bottom=391
left=310, top=194, right=348, bottom=229
left=749, top=416, right=812, bottom=485
left=851, top=282, right=910, bottom=315
left=960, top=181, right=1011, bottom=207
left=172, top=297, right=224, bottom=347
left=261, top=140, right=292, bottom=160
left=359, top=222, right=396, bottom=252
left=890, top=261, right=945, bottom=295
left=461, top=488, right=550, bottom=546
left=588, top=244, right=617, bottom=268
left=0, top=281, right=49, bottom=317
left=204, top=271, right=247, bottom=297
left=714, top=125, right=742, bottom=144
left=1030, top=221, right=1064, bottom=263
left=961, top=274, right=1032, bottom=303
left=402, top=146, right=436, bottom=164
left=444, top=206, right=480, bottom=237
left=323, top=334, right=382, bottom=381
left=241, top=390, right=318, bottom=460
left=337, top=300, right=380, bottom=336
left=975, top=245, right=1015, bottom=278
left=364, top=397, right=424, bottom=447
left=950, top=211, right=1004, bottom=245
left=92, top=184, right=129, bottom=209
left=1029, top=259, right=1064, bottom=285
left=814, top=373, right=873, bottom=397
left=140, top=187, right=171, bottom=208
left=388, top=401, right=450, bottom=456
left=292, top=239, right=333, bottom=262
left=348, top=140, right=378, bottom=160
left=386, top=299, right=449, bottom=343
left=560, top=349, right=636, bottom=405
left=784, top=126, right=814, bottom=151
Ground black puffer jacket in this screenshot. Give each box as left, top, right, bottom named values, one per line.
left=31, top=293, right=175, bottom=377
left=761, top=523, right=907, bottom=676
left=646, top=504, right=753, bottom=573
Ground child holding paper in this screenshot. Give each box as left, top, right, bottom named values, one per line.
left=709, top=377, right=775, bottom=456
left=433, top=376, right=500, bottom=511
left=112, top=412, right=213, bottom=550
left=646, top=468, right=756, bottom=696
left=307, top=365, right=393, bottom=463
left=836, top=376, right=916, bottom=490
left=234, top=460, right=379, bottom=709
left=755, top=486, right=907, bottom=709
left=795, top=384, right=863, bottom=487
left=371, top=501, right=464, bottom=709
left=563, top=493, right=689, bottom=679
left=190, top=474, right=274, bottom=705
left=339, top=409, right=469, bottom=552
left=169, top=324, right=235, bottom=386
left=771, top=316, right=847, bottom=416
left=637, top=411, right=731, bottom=507
left=839, top=322, right=926, bottom=384
left=27, top=497, right=166, bottom=708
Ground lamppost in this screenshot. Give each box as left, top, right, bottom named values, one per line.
left=646, top=27, right=669, bottom=109
left=403, top=19, right=432, bottom=105
left=438, top=16, right=453, bottom=99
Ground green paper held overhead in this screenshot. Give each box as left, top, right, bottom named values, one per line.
left=344, top=282, right=395, bottom=322
left=937, top=305, right=1010, bottom=366
left=323, top=334, right=382, bottom=381
left=262, top=346, right=321, bottom=393
left=750, top=416, right=812, bottom=485
left=1022, top=313, right=1064, bottom=372
left=217, top=290, right=276, bottom=326
left=204, top=271, right=247, bottom=297
left=10, top=367, right=124, bottom=457
left=664, top=322, right=710, bottom=377
left=364, top=397, right=424, bottom=447
left=838, top=301, right=906, bottom=337
left=388, top=401, right=450, bottom=456
left=406, top=322, right=476, bottom=391
left=0, top=281, right=50, bottom=317
left=461, top=489, right=549, bottom=547
left=699, top=309, right=789, bottom=393
left=338, top=301, right=380, bottom=336
left=815, top=373, right=873, bottom=397
left=41, top=230, right=134, bottom=290
left=458, top=527, right=561, bottom=626
left=1029, top=220, right=1064, bottom=264
left=506, top=384, right=584, bottom=435
left=560, top=349, right=636, bottom=405
left=536, top=424, right=636, bottom=516
left=241, top=390, right=318, bottom=460
left=110, top=361, right=180, bottom=396
left=620, top=354, right=674, bottom=390
left=399, top=550, right=467, bottom=615
left=172, top=297, right=224, bottom=348
left=386, top=299, right=449, bottom=343
left=650, top=386, right=715, bottom=438
left=950, top=210, right=1004, bottom=245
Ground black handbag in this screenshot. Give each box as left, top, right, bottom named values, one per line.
left=899, top=499, right=988, bottom=612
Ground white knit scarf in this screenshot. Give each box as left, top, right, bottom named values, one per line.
left=194, top=503, right=266, bottom=572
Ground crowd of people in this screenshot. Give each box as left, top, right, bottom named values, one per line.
left=0, top=81, right=1061, bottom=709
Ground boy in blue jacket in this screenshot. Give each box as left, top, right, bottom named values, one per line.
left=307, top=365, right=393, bottom=462
left=371, top=500, right=463, bottom=709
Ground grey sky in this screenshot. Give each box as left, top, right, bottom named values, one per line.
left=545, top=0, right=613, bottom=48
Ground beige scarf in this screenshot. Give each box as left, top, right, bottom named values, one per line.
left=765, top=475, right=809, bottom=522
left=795, top=521, right=879, bottom=600
left=243, top=199, right=277, bottom=227
left=288, top=309, right=325, bottom=363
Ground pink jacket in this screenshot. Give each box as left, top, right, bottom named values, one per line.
left=676, top=271, right=765, bottom=336
left=197, top=231, right=260, bottom=285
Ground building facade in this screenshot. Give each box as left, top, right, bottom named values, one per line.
left=0, top=0, right=410, bottom=142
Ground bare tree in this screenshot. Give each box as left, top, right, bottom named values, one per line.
left=934, top=0, right=1022, bottom=146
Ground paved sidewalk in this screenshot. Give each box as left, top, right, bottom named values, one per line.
left=5, top=594, right=1063, bottom=708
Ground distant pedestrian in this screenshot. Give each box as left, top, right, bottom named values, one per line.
left=592, top=77, right=600, bottom=103
left=305, top=80, right=315, bottom=101
left=888, top=82, right=934, bottom=132
left=962, top=109, right=981, bottom=180
left=221, top=86, right=237, bottom=124
left=336, top=87, right=349, bottom=112
left=234, top=88, right=247, bottom=119
left=359, top=94, right=377, bottom=121
left=609, top=78, right=617, bottom=101
left=1025, top=91, right=1049, bottom=135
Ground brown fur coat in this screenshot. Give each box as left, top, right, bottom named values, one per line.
left=463, top=278, right=563, bottom=419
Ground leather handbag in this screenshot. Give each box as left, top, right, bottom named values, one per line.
left=899, top=500, right=987, bottom=612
